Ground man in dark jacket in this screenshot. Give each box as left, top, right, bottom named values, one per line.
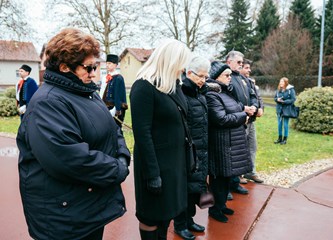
left=240, top=59, right=264, bottom=183
left=15, top=64, right=38, bottom=120
left=226, top=50, right=258, bottom=196
left=102, top=54, right=128, bottom=130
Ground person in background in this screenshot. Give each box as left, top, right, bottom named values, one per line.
left=102, top=54, right=128, bottom=130
left=239, top=59, right=264, bottom=184
left=274, top=77, right=296, bottom=144
left=173, top=56, right=211, bottom=240
left=15, top=64, right=38, bottom=120
left=130, top=39, right=192, bottom=240
left=226, top=50, right=257, bottom=197
left=16, top=28, right=130, bottom=240
left=206, top=61, right=251, bottom=223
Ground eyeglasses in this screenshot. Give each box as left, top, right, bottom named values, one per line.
left=222, top=74, right=231, bottom=78
left=78, top=63, right=98, bottom=73
left=192, top=71, right=209, bottom=80
left=231, top=60, right=243, bottom=65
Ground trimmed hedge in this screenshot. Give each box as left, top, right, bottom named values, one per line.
left=293, top=87, right=333, bottom=134
left=0, top=87, right=18, bottom=117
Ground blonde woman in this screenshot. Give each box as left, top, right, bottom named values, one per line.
left=274, top=77, right=296, bottom=144
left=130, top=39, right=192, bottom=240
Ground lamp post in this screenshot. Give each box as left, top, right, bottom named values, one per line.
left=318, top=0, right=326, bottom=87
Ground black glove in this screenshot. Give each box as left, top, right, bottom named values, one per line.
left=147, top=176, right=162, bottom=194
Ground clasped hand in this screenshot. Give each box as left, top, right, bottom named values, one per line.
left=147, top=176, right=162, bottom=194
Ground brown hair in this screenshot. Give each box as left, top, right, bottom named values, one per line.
left=278, top=77, right=289, bottom=90
left=44, top=28, right=100, bottom=72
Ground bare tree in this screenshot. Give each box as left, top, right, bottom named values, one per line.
left=142, top=0, right=226, bottom=51
left=48, top=0, right=139, bottom=54
left=0, top=0, right=30, bottom=40
left=257, top=15, right=315, bottom=77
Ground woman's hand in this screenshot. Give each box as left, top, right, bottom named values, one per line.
left=147, top=176, right=162, bottom=194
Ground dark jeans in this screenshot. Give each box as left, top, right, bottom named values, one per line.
left=174, top=193, right=200, bottom=230
left=209, top=175, right=230, bottom=214
left=80, top=227, right=104, bottom=240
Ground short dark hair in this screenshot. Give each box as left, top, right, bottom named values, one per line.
left=243, top=58, right=252, bottom=65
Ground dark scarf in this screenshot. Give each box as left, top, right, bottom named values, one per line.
left=43, top=69, right=98, bottom=96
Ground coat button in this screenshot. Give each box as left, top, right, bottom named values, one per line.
left=62, top=202, right=67, bottom=207
left=88, top=188, right=93, bottom=192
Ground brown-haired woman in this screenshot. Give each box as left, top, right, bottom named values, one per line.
left=274, top=77, right=296, bottom=144
left=16, top=28, right=130, bottom=240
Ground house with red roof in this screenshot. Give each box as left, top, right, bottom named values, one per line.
left=119, top=48, right=154, bottom=87
left=0, top=40, right=40, bottom=89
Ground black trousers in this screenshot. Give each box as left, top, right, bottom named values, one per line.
left=114, top=108, right=127, bottom=129
left=209, top=175, right=230, bottom=213
left=174, top=193, right=200, bottom=230
left=80, top=227, right=104, bottom=240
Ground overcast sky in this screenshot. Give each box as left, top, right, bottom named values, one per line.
left=26, top=0, right=326, bottom=53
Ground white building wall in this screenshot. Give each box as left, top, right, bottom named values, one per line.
left=0, top=61, right=40, bottom=87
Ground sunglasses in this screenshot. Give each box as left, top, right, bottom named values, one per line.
left=222, top=74, right=231, bottom=78
left=78, top=63, right=98, bottom=73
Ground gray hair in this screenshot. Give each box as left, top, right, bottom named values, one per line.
left=225, top=50, right=244, bottom=61
left=187, top=56, right=211, bottom=74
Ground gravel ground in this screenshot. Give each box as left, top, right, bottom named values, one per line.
left=258, top=158, right=333, bottom=188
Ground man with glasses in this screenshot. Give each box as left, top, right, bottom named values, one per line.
left=102, top=54, right=128, bottom=130
left=226, top=50, right=258, bottom=197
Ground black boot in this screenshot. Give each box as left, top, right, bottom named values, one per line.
left=274, top=136, right=282, bottom=144
left=140, top=229, right=158, bottom=240
left=280, top=136, right=287, bottom=145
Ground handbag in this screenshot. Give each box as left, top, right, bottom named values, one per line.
left=282, top=104, right=300, bottom=118
left=197, top=185, right=215, bottom=209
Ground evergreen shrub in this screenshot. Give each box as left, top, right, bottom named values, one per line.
left=0, top=87, right=17, bottom=117
left=294, top=87, right=333, bottom=134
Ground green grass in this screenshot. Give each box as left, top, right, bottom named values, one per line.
left=256, top=107, right=333, bottom=173
left=1, top=106, right=332, bottom=174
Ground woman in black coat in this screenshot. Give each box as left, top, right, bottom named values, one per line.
left=173, top=56, right=210, bottom=240
left=206, top=61, right=251, bottom=223
left=16, top=28, right=130, bottom=240
left=130, top=39, right=192, bottom=240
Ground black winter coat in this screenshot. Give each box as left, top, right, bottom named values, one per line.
left=206, top=80, right=252, bottom=177
left=16, top=70, right=130, bottom=240
left=182, top=78, right=208, bottom=194
left=130, top=79, right=188, bottom=221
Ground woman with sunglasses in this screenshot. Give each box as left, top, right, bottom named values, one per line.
left=16, top=28, right=131, bottom=240
left=205, top=61, right=251, bottom=223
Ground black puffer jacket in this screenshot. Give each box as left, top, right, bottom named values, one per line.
left=16, top=69, right=130, bottom=240
left=205, top=79, right=252, bottom=177
left=182, top=78, right=208, bottom=194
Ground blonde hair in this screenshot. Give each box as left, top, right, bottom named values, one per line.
left=136, top=39, right=192, bottom=94
left=278, top=77, right=289, bottom=90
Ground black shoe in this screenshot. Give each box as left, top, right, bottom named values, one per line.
left=188, top=223, right=205, bottom=232
left=232, top=185, right=249, bottom=194
left=221, top=207, right=234, bottom=215
left=244, top=175, right=264, bottom=183
left=227, top=192, right=233, bottom=200
left=209, top=211, right=228, bottom=223
left=174, top=229, right=195, bottom=240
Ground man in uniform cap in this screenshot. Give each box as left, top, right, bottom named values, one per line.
left=16, top=64, right=38, bottom=120
left=101, top=54, right=128, bottom=131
